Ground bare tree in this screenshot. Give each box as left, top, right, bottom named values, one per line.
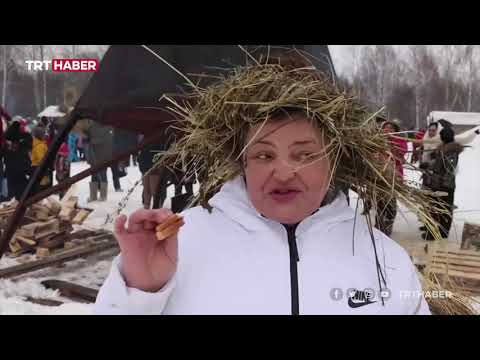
left=407, top=45, right=440, bottom=128
left=1, top=45, right=20, bottom=108
left=463, top=45, right=480, bottom=112
left=2, top=45, right=8, bottom=108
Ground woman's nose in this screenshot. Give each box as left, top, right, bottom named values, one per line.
left=272, top=160, right=296, bottom=182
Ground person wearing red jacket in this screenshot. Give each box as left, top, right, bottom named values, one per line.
left=375, top=120, right=408, bottom=236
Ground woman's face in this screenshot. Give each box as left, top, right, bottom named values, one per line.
left=243, top=115, right=331, bottom=225
left=428, top=125, right=438, bottom=138
left=383, top=123, right=396, bottom=134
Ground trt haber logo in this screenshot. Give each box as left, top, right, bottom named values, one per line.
left=52, top=59, right=98, bottom=72
left=25, top=59, right=98, bottom=72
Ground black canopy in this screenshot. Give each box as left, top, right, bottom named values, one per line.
left=73, top=45, right=336, bottom=135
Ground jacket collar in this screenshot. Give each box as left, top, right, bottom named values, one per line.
left=209, top=176, right=355, bottom=235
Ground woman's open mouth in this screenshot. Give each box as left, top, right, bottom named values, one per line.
left=269, top=189, right=301, bottom=202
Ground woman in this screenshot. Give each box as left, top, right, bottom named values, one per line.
left=95, top=52, right=430, bottom=315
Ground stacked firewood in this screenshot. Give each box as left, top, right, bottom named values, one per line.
left=0, top=197, right=93, bottom=258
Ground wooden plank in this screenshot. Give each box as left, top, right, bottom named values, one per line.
left=430, top=265, right=480, bottom=277
left=70, top=230, right=97, bottom=239
left=34, top=230, right=58, bottom=241
left=71, top=209, right=91, bottom=225
left=38, top=236, right=66, bottom=250
left=432, top=256, right=480, bottom=267
left=432, top=262, right=480, bottom=272
left=62, top=197, right=78, bottom=209
left=434, top=250, right=480, bottom=257
left=430, top=267, right=480, bottom=281
left=33, top=220, right=60, bottom=238
left=41, top=280, right=99, bottom=303
left=432, top=255, right=480, bottom=265
left=36, top=248, right=50, bottom=258
left=9, top=240, right=22, bottom=254
left=0, top=234, right=117, bottom=279
left=45, top=198, right=62, bottom=215
left=25, top=297, right=63, bottom=307
left=433, top=253, right=480, bottom=262
left=431, top=264, right=480, bottom=274
left=59, top=207, right=76, bottom=220
left=16, top=236, right=36, bottom=246
left=18, top=222, right=42, bottom=238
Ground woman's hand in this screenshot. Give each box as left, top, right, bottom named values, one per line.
left=114, top=209, right=178, bottom=292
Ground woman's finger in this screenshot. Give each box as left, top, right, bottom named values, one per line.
left=114, top=214, right=127, bottom=238
left=144, top=220, right=157, bottom=231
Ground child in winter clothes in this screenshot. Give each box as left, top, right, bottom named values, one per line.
left=31, top=125, right=51, bottom=193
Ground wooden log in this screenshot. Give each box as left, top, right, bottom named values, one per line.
left=71, top=209, right=91, bottom=225
left=34, top=220, right=60, bottom=238
left=59, top=207, right=76, bottom=221
left=25, top=296, right=63, bottom=307
left=16, top=236, right=36, bottom=246
left=41, top=280, right=99, bottom=303
left=18, top=222, right=42, bottom=238
left=62, top=197, right=78, bottom=209
left=45, top=198, right=62, bottom=215
left=70, top=229, right=97, bottom=239
left=36, top=248, right=51, bottom=258
left=9, top=240, right=22, bottom=254
left=64, top=242, right=76, bottom=250
left=0, top=234, right=117, bottom=279
left=38, top=235, right=67, bottom=250
left=33, top=230, right=58, bottom=241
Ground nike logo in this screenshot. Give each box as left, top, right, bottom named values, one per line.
left=347, top=290, right=377, bottom=308
left=348, top=297, right=377, bottom=308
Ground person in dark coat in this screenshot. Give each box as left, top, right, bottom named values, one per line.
left=138, top=143, right=168, bottom=209
left=76, top=119, right=113, bottom=202
left=421, top=127, right=463, bottom=241
left=0, top=106, right=12, bottom=201
left=4, top=121, right=32, bottom=200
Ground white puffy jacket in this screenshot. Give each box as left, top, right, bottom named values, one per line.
left=95, top=176, right=430, bottom=315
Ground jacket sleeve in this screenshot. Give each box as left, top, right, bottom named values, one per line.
left=31, top=142, right=48, bottom=166
left=93, top=255, right=176, bottom=315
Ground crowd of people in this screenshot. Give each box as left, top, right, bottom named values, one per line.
left=0, top=111, right=68, bottom=202
left=0, top=104, right=196, bottom=211
left=377, top=117, right=480, bottom=241
left=0, top=106, right=114, bottom=202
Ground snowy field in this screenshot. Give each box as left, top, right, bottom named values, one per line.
left=1, top=132, right=480, bottom=315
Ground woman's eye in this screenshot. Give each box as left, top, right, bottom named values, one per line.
left=256, top=153, right=272, bottom=161
left=297, top=152, right=313, bottom=161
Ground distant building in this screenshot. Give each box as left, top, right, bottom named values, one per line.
left=427, top=111, right=480, bottom=133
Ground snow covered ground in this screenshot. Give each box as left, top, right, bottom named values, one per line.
left=1, top=130, right=480, bottom=315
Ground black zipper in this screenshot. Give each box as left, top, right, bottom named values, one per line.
left=285, top=224, right=300, bottom=315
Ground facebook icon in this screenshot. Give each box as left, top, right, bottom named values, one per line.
left=330, top=288, right=344, bottom=301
